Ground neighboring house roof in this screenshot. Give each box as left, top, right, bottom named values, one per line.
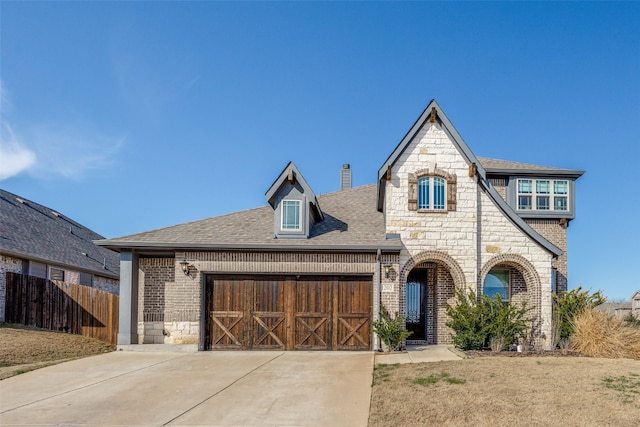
left=96, top=185, right=401, bottom=253
left=0, top=189, right=119, bottom=278
left=477, top=157, right=585, bottom=178
left=266, top=161, right=324, bottom=221
left=376, top=99, right=563, bottom=257
left=595, top=302, right=633, bottom=316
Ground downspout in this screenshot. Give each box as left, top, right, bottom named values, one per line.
left=375, top=248, right=382, bottom=351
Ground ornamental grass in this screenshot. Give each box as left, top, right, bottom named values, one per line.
left=571, top=310, right=640, bottom=359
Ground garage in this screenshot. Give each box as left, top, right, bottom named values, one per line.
left=204, top=275, right=372, bottom=351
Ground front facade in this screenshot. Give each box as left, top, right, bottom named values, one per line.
left=97, top=100, right=583, bottom=350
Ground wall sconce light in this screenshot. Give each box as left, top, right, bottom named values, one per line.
left=179, top=259, right=191, bottom=276
left=382, top=263, right=392, bottom=279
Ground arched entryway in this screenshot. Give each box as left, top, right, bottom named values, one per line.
left=400, top=251, right=465, bottom=345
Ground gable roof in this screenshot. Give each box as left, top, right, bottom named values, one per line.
left=0, top=189, right=119, bottom=278
left=376, top=99, right=563, bottom=257
left=96, top=185, right=400, bottom=253
left=477, top=157, right=584, bottom=178
left=265, top=161, right=323, bottom=221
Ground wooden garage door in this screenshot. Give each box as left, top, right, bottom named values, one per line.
left=204, top=275, right=371, bottom=351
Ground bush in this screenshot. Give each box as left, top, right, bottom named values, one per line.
left=445, top=289, right=533, bottom=350
left=373, top=306, right=412, bottom=351
left=571, top=310, right=640, bottom=359
left=623, top=313, right=640, bottom=329
left=553, top=286, right=606, bottom=341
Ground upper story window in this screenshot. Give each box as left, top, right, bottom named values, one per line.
left=517, top=179, right=569, bottom=212
left=409, top=168, right=456, bottom=212
left=418, top=177, right=446, bottom=210
left=281, top=200, right=301, bottom=231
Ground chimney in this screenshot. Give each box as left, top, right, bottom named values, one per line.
left=340, top=164, right=352, bottom=190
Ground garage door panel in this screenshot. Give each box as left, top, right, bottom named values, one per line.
left=205, top=275, right=371, bottom=351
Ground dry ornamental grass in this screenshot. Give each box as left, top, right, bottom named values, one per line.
left=571, top=310, right=640, bottom=359
left=370, top=357, right=640, bottom=426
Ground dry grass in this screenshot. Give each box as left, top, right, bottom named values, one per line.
left=370, top=357, right=640, bottom=426
left=572, top=310, right=640, bottom=359
left=0, top=323, right=115, bottom=380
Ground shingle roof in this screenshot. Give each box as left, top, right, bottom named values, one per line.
left=0, top=189, right=119, bottom=277
left=477, top=157, right=585, bottom=177
left=96, top=185, right=400, bottom=252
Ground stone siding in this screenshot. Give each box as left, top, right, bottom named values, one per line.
left=383, top=121, right=554, bottom=347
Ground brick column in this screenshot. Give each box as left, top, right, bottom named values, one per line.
left=118, top=250, right=139, bottom=345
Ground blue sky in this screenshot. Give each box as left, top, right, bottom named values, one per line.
left=1, top=2, right=638, bottom=301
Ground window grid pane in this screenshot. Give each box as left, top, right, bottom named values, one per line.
left=418, top=177, right=430, bottom=209
left=536, top=196, right=550, bottom=210
left=554, top=196, right=567, bottom=211
left=518, top=195, right=532, bottom=210
left=554, top=181, right=568, bottom=194
left=433, top=178, right=445, bottom=210
left=282, top=200, right=301, bottom=230
left=518, top=180, right=532, bottom=194
left=537, top=180, right=550, bottom=194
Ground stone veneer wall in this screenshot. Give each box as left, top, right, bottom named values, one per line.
left=0, top=254, right=25, bottom=322
left=384, top=121, right=554, bottom=347
left=138, top=252, right=381, bottom=345
left=488, top=177, right=569, bottom=294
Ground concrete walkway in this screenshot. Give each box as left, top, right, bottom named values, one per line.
left=375, top=345, right=463, bottom=364
left=0, top=351, right=373, bottom=426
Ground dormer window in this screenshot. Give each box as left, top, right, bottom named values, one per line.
left=517, top=179, right=569, bottom=212
left=418, top=177, right=446, bottom=210
left=281, top=200, right=301, bottom=231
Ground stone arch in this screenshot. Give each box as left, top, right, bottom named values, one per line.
left=400, top=250, right=466, bottom=290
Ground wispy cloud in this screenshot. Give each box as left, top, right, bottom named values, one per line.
left=0, top=82, right=124, bottom=181
left=0, top=122, right=37, bottom=180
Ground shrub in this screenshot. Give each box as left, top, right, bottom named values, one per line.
left=553, top=286, right=606, bottom=341
left=373, top=306, right=412, bottom=351
left=623, top=313, right=640, bottom=329
left=445, top=289, right=533, bottom=350
left=571, top=310, right=640, bottom=359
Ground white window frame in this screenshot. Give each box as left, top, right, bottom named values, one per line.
left=483, top=269, right=510, bottom=301
left=417, top=176, right=446, bottom=211
left=281, top=199, right=302, bottom=231
left=517, top=178, right=569, bottom=212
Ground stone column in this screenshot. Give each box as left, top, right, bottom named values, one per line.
left=118, top=250, right=139, bottom=345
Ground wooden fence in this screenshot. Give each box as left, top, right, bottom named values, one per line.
left=4, top=272, right=119, bottom=345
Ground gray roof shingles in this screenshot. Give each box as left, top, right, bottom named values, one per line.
left=477, top=157, right=584, bottom=177
left=0, top=189, right=119, bottom=277
left=97, top=185, right=397, bottom=251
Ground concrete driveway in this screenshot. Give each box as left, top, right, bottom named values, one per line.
left=0, top=351, right=373, bottom=426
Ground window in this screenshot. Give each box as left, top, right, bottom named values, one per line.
left=49, top=267, right=65, bottom=281
left=417, top=177, right=446, bottom=210
left=281, top=200, right=301, bottom=231
left=484, top=269, right=510, bottom=300
left=517, top=179, right=569, bottom=212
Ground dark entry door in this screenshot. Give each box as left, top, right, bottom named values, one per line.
left=405, top=269, right=427, bottom=341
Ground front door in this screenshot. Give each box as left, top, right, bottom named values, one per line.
left=405, top=269, right=428, bottom=341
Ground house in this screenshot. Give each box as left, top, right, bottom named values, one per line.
left=0, top=189, right=120, bottom=322
left=633, top=291, right=640, bottom=317
left=96, top=100, right=584, bottom=350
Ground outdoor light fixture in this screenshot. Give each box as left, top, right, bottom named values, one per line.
left=382, top=263, right=392, bottom=279
left=179, top=260, right=191, bottom=276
